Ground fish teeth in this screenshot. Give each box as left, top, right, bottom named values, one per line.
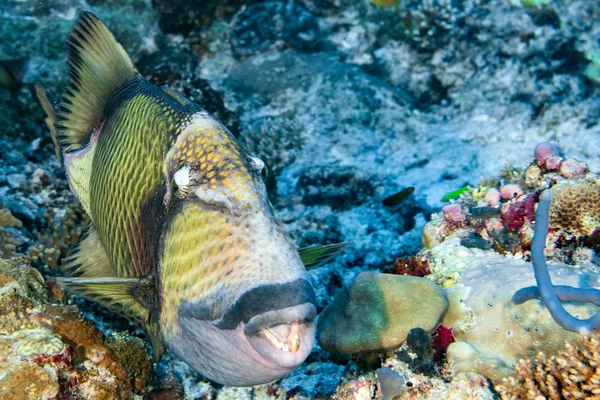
left=263, top=325, right=301, bottom=353
left=289, top=331, right=300, bottom=353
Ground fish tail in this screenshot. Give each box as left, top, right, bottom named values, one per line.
left=55, top=11, right=138, bottom=152
left=34, top=84, right=62, bottom=163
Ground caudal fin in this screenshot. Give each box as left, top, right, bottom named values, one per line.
left=56, top=11, right=137, bottom=152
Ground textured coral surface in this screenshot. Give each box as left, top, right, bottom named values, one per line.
left=496, top=334, right=600, bottom=400
left=0, top=259, right=152, bottom=400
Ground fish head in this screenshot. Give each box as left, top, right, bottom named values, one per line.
left=159, top=112, right=316, bottom=386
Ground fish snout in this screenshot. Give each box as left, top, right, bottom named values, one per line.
left=219, top=278, right=316, bottom=370
left=171, top=278, right=317, bottom=385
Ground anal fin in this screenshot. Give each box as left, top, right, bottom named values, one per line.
left=55, top=276, right=164, bottom=361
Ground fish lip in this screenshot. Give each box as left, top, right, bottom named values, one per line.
left=243, top=303, right=317, bottom=336
left=243, top=303, right=316, bottom=369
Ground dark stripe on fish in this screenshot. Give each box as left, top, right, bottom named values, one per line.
left=178, top=279, right=317, bottom=330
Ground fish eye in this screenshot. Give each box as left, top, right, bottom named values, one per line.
left=173, top=165, right=191, bottom=200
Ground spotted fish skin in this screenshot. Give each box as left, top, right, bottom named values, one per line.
left=159, top=109, right=310, bottom=321
left=35, top=12, right=318, bottom=386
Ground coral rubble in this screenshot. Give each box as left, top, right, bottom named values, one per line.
left=0, top=258, right=152, bottom=399
left=496, top=334, right=600, bottom=400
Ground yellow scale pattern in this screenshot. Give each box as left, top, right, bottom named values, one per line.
left=164, top=115, right=260, bottom=204
left=160, top=203, right=250, bottom=332
left=89, top=94, right=182, bottom=278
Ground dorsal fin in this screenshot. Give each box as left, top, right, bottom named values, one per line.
left=56, top=11, right=137, bottom=152
left=55, top=276, right=165, bottom=361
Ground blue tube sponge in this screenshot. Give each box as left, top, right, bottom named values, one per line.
left=512, top=189, right=600, bottom=334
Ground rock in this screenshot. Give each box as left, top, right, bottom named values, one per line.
left=231, top=1, right=321, bottom=58
left=279, top=362, right=346, bottom=399
left=296, top=165, right=376, bottom=211
left=0, top=0, right=160, bottom=91
left=153, top=0, right=250, bottom=33
left=317, top=271, right=448, bottom=354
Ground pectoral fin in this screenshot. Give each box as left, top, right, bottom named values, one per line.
left=55, top=276, right=164, bottom=361
left=62, top=225, right=114, bottom=278
left=298, top=242, right=353, bottom=270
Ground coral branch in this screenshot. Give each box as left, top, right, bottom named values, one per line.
left=512, top=189, right=600, bottom=334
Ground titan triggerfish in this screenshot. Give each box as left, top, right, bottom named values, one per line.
left=35, top=11, right=348, bottom=386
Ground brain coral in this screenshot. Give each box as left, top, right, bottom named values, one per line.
left=442, top=258, right=600, bottom=384
left=549, top=178, right=600, bottom=237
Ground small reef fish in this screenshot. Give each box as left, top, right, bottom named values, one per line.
left=0, top=58, right=28, bottom=97
left=35, top=12, right=346, bottom=386
left=382, top=186, right=415, bottom=208
left=369, top=0, right=400, bottom=7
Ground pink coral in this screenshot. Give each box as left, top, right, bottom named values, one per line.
left=432, top=325, right=455, bottom=362
left=500, top=184, right=523, bottom=200
left=545, top=155, right=563, bottom=171
left=559, top=158, right=587, bottom=178
left=484, top=188, right=501, bottom=206
left=535, top=142, right=563, bottom=168
left=442, top=204, right=465, bottom=223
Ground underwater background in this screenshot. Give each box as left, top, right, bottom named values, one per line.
left=1, top=0, right=600, bottom=399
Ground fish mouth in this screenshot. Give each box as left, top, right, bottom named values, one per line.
left=244, top=303, right=316, bottom=368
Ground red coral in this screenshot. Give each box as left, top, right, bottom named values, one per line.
left=392, top=256, right=431, bottom=277
left=431, top=325, right=455, bottom=362
left=501, top=195, right=536, bottom=230
left=33, top=345, right=73, bottom=367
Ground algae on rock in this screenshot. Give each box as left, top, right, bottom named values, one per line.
left=317, top=271, right=448, bottom=354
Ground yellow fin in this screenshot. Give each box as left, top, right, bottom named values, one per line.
left=298, top=242, right=353, bottom=269
left=64, top=144, right=96, bottom=216
left=62, top=226, right=115, bottom=277
left=56, top=11, right=137, bottom=152
left=55, top=276, right=164, bottom=361
left=34, top=84, right=62, bottom=163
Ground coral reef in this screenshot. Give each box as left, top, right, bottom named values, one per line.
left=514, top=188, right=600, bottom=334
left=0, top=258, right=152, bottom=399
left=0, top=207, right=22, bottom=257
left=549, top=178, right=600, bottom=238
left=1, top=0, right=599, bottom=397
left=496, top=334, right=600, bottom=399
left=441, top=256, right=599, bottom=383
left=420, top=144, right=599, bottom=269
left=332, top=356, right=494, bottom=399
